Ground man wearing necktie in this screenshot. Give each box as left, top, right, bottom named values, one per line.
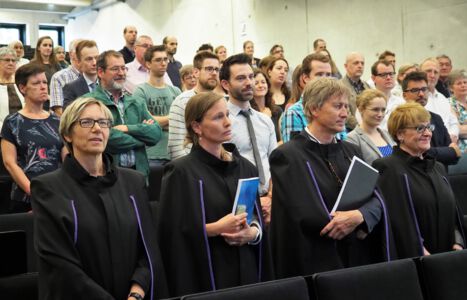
left=220, top=54, right=278, bottom=225
left=63, top=40, right=99, bottom=109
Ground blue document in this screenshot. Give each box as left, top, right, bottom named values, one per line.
left=232, top=177, right=260, bottom=224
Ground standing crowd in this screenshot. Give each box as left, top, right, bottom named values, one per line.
left=0, top=25, right=466, bottom=299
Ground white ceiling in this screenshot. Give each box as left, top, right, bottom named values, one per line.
left=0, top=0, right=93, bottom=14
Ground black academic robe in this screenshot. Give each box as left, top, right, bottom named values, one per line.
left=269, top=131, right=391, bottom=279
left=157, top=144, right=273, bottom=297
left=373, top=147, right=465, bottom=259
left=31, top=154, right=168, bottom=300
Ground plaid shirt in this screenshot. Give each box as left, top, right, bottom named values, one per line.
left=280, top=97, right=347, bottom=142
left=49, top=66, right=80, bottom=108
left=281, top=98, right=307, bottom=143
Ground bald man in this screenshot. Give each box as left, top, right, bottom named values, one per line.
left=340, top=52, right=370, bottom=130
left=119, top=25, right=137, bottom=63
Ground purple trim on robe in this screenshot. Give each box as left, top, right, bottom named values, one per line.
left=442, top=176, right=466, bottom=244
left=253, top=202, right=263, bottom=282
left=402, top=174, right=425, bottom=256
left=130, top=195, right=154, bottom=300
left=374, top=189, right=391, bottom=261
left=306, top=161, right=331, bottom=219
left=70, top=200, right=78, bottom=245
left=198, top=180, right=216, bottom=291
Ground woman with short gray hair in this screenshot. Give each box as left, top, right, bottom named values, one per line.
left=0, top=46, right=24, bottom=127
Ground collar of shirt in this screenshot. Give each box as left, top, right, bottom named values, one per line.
left=83, top=74, right=96, bottom=86
left=227, top=100, right=251, bottom=116
left=305, top=126, right=337, bottom=144
left=102, top=88, right=124, bottom=103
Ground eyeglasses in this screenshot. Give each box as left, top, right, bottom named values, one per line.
left=203, top=66, right=220, bottom=73
left=406, top=124, right=435, bottom=133
left=405, top=87, right=428, bottom=94
left=0, top=58, right=17, bottom=63
left=107, top=66, right=128, bottom=73
left=376, top=72, right=395, bottom=78
left=152, top=57, right=169, bottom=63
left=77, top=118, right=112, bottom=128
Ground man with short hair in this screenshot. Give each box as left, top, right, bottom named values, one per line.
left=63, top=40, right=99, bottom=108
left=402, top=71, right=460, bottom=166
left=270, top=77, right=384, bottom=278
left=281, top=53, right=332, bottom=142
left=436, top=54, right=453, bottom=98
left=340, top=52, right=370, bottom=130
left=163, top=36, right=182, bottom=90
left=133, top=45, right=181, bottom=166
left=220, top=53, right=277, bottom=224
left=119, top=25, right=137, bottom=63
left=420, top=57, right=459, bottom=141
left=49, top=39, right=82, bottom=116
left=313, top=38, right=326, bottom=52
left=168, top=51, right=220, bottom=159
left=367, top=50, right=396, bottom=88
left=85, top=50, right=161, bottom=180
left=126, top=35, right=172, bottom=93
left=369, top=60, right=405, bottom=130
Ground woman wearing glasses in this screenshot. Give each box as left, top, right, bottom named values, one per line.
left=0, top=47, right=24, bottom=127
left=1, top=63, right=63, bottom=213
left=347, top=89, right=395, bottom=164
left=31, top=97, right=168, bottom=300
left=373, top=102, right=465, bottom=258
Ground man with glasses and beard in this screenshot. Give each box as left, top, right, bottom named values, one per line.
left=168, top=50, right=220, bottom=159
left=85, top=50, right=161, bottom=181
left=402, top=71, right=460, bottom=168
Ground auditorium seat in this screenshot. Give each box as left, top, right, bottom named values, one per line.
left=0, top=213, right=37, bottom=272
left=309, top=259, right=424, bottom=300
left=416, top=250, right=467, bottom=300
left=0, top=147, right=12, bottom=214
left=0, top=272, right=38, bottom=299
left=180, top=277, right=309, bottom=300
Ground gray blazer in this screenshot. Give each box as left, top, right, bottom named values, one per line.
left=347, top=126, right=396, bottom=164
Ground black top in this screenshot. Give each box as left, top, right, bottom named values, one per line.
left=269, top=131, right=390, bottom=278
left=157, top=143, right=273, bottom=297
left=1, top=112, right=62, bottom=210
left=436, top=79, right=451, bottom=98
left=167, top=59, right=182, bottom=90
left=119, top=46, right=135, bottom=64
left=427, top=111, right=459, bottom=167
left=31, top=154, right=168, bottom=299
left=373, top=147, right=465, bottom=258
left=63, top=75, right=92, bottom=109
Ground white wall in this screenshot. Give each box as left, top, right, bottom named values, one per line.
left=4, top=0, right=467, bottom=76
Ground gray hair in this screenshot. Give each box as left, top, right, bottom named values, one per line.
left=0, top=47, right=17, bottom=60
left=60, top=97, right=113, bottom=153
left=302, top=77, right=351, bottom=123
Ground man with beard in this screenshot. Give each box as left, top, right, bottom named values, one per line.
left=168, top=50, right=220, bottom=159
left=402, top=71, right=460, bottom=167
left=220, top=53, right=277, bottom=224
left=85, top=50, right=162, bottom=180
left=163, top=36, right=182, bottom=90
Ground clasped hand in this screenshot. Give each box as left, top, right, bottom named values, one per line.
left=208, top=213, right=258, bottom=246
left=320, top=210, right=364, bottom=240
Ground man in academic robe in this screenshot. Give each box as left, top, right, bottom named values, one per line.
left=269, top=77, right=391, bottom=279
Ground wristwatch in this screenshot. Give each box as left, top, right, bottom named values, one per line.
left=128, top=292, right=144, bottom=300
